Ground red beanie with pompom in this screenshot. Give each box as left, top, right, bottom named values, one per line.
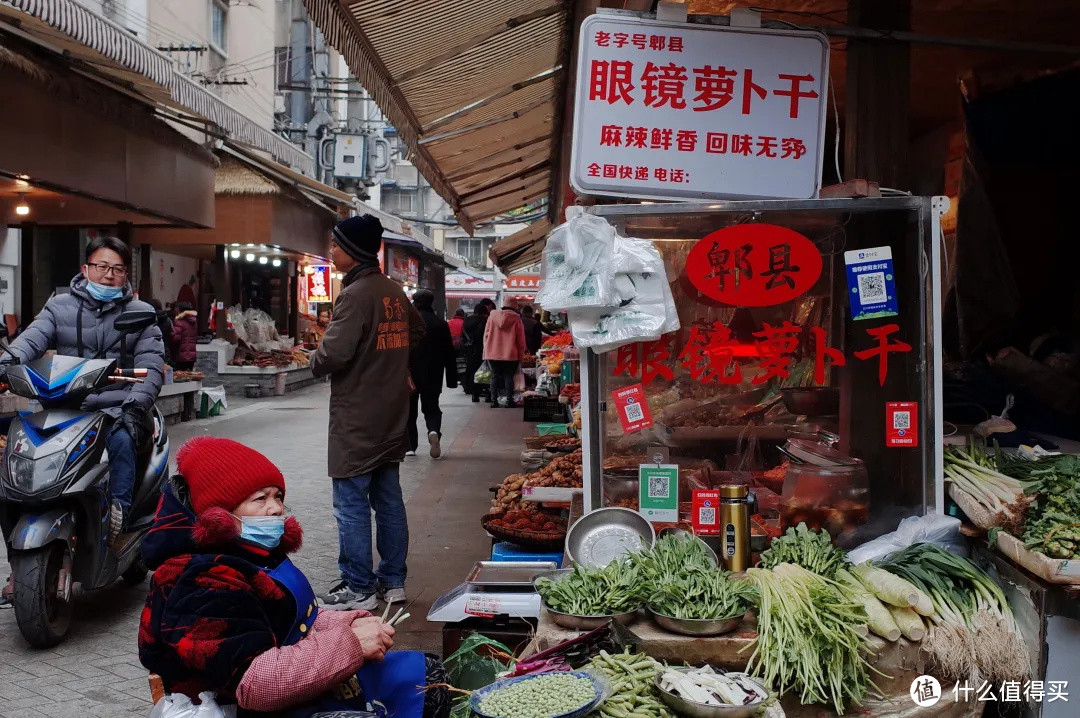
left=176, top=437, right=286, bottom=515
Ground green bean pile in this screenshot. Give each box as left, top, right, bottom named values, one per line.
left=587, top=649, right=674, bottom=718
left=478, top=674, right=596, bottom=718
left=649, top=568, right=756, bottom=620
left=536, top=563, right=643, bottom=616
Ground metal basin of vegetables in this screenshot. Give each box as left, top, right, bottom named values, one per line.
left=654, top=668, right=769, bottom=718
left=648, top=607, right=743, bottom=637
left=656, top=528, right=719, bottom=567
left=534, top=568, right=641, bottom=630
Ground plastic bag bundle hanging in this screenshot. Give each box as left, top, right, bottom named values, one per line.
left=567, top=231, right=680, bottom=353
left=535, top=210, right=617, bottom=311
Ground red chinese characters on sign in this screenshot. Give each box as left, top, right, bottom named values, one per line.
left=597, top=125, right=808, bottom=163
left=588, top=57, right=819, bottom=119
left=685, top=224, right=823, bottom=307
left=614, top=324, right=911, bottom=387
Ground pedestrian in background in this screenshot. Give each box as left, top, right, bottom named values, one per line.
left=520, top=305, right=552, bottom=355
left=311, top=214, right=425, bottom=611
left=448, top=308, right=465, bottom=346
left=408, top=289, right=457, bottom=459
left=170, top=301, right=199, bottom=371
left=461, top=303, right=489, bottom=402
left=483, top=304, right=526, bottom=408
left=150, top=299, right=174, bottom=362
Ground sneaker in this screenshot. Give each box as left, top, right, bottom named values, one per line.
left=109, top=501, right=126, bottom=540
left=428, top=431, right=442, bottom=459
left=498, top=397, right=511, bottom=408
left=405, top=450, right=417, bottom=457
left=379, top=586, right=407, bottom=604
left=319, top=581, right=379, bottom=611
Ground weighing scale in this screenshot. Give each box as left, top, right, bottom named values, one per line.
left=428, top=561, right=556, bottom=657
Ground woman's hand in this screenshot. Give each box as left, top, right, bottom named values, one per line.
left=351, top=616, right=395, bottom=661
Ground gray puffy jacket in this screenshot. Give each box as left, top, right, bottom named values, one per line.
left=6, top=275, right=165, bottom=417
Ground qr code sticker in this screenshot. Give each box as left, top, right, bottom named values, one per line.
left=624, top=402, right=644, bottom=424
left=857, top=272, right=888, bottom=303
left=855, top=269, right=889, bottom=300
left=893, top=411, right=911, bottom=430
left=648, top=476, right=670, bottom=499
left=698, top=506, right=717, bottom=526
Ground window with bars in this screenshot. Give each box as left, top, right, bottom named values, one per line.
left=456, top=238, right=490, bottom=267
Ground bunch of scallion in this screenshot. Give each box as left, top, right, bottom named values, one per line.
left=745, top=563, right=879, bottom=715
left=944, top=445, right=1030, bottom=533
left=876, top=543, right=1029, bottom=683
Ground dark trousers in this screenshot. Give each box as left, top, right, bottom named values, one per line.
left=490, top=360, right=518, bottom=403
left=105, top=420, right=137, bottom=511
left=174, top=360, right=195, bottom=371
left=408, top=389, right=443, bottom=451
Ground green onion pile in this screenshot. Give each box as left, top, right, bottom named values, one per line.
left=876, top=543, right=1029, bottom=683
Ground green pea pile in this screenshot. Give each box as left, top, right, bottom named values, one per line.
left=478, top=673, right=596, bottom=718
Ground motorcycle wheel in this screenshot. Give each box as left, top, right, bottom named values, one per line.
left=11, top=543, right=74, bottom=648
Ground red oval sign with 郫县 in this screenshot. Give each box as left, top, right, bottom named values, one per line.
left=685, top=224, right=823, bottom=307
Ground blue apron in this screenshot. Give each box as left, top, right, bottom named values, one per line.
left=268, top=559, right=427, bottom=718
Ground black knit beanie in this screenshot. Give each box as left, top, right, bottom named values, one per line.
left=332, top=214, right=383, bottom=261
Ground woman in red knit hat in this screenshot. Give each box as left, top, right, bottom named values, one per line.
left=137, top=437, right=449, bottom=718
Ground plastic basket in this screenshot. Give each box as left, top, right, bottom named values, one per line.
left=524, top=396, right=567, bottom=422
left=470, top=671, right=605, bottom=718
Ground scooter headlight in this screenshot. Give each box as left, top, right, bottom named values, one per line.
left=6, top=452, right=67, bottom=493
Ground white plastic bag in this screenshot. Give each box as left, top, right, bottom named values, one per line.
left=847, top=514, right=967, bottom=565
left=535, top=211, right=616, bottom=311
left=568, top=235, right=680, bottom=352
left=149, top=693, right=235, bottom=718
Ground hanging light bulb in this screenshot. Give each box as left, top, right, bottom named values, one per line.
left=230, top=249, right=240, bottom=259
left=258, top=256, right=268, bottom=265
left=245, top=253, right=255, bottom=262
left=14, top=194, right=30, bottom=216
left=272, top=258, right=282, bottom=267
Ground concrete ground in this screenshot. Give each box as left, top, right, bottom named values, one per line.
left=0, top=383, right=527, bottom=718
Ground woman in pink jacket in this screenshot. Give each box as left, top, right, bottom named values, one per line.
left=483, top=306, right=526, bottom=408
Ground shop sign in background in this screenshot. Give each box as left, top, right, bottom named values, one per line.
left=686, top=224, right=822, bottom=306
left=505, top=274, right=541, bottom=291
left=571, top=15, right=829, bottom=201
left=307, top=265, right=331, bottom=303
left=387, top=249, right=420, bottom=285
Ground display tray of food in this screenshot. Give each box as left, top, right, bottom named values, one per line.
left=545, top=437, right=581, bottom=453
left=482, top=510, right=568, bottom=551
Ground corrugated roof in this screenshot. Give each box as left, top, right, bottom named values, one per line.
left=303, top=0, right=569, bottom=234
left=490, top=218, right=552, bottom=273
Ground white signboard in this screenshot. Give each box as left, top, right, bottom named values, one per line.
left=571, top=15, right=829, bottom=201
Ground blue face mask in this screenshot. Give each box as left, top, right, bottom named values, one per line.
left=85, top=279, right=125, bottom=302
left=236, top=515, right=286, bottom=549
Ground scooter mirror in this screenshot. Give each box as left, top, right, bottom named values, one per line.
left=114, top=310, right=158, bottom=334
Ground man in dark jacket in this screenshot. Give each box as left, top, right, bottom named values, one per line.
left=461, top=303, right=489, bottom=402
left=3, top=236, right=164, bottom=535
left=407, top=290, right=457, bottom=459
left=520, top=305, right=552, bottom=355
left=311, top=215, right=425, bottom=612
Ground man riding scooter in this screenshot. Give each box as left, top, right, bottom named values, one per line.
left=2, top=236, right=165, bottom=536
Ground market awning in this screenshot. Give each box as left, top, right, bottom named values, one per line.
left=490, top=219, right=552, bottom=273
left=302, top=0, right=569, bottom=234
left=1, top=0, right=315, bottom=174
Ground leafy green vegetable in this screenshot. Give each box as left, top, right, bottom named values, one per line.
left=649, top=567, right=756, bottom=620
left=630, top=533, right=716, bottom=586
left=759, top=522, right=849, bottom=578
left=535, top=562, right=644, bottom=616
left=1020, top=455, right=1080, bottom=560
left=746, top=563, right=876, bottom=715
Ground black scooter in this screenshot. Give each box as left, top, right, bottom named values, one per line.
left=0, top=310, right=169, bottom=647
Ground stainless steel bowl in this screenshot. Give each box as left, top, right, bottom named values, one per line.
left=534, top=569, right=641, bottom=630
left=543, top=606, right=640, bottom=630
left=648, top=608, right=743, bottom=637
left=565, top=507, right=655, bottom=567
left=654, top=668, right=768, bottom=718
